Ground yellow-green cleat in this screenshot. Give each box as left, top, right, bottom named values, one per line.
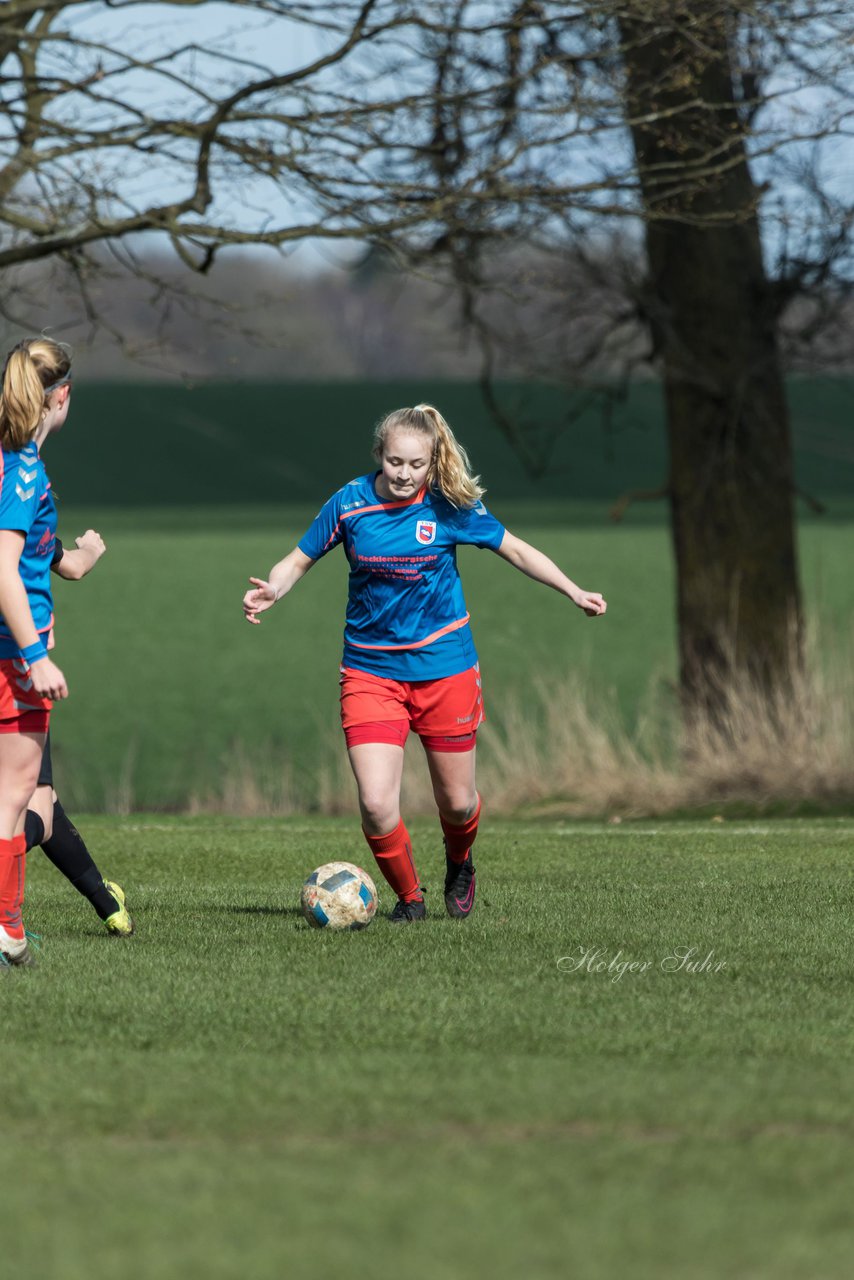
left=103, top=881, right=134, bottom=937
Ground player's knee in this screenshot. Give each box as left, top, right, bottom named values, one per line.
left=437, top=790, right=478, bottom=826
left=358, top=788, right=399, bottom=834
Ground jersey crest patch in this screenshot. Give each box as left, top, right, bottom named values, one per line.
left=416, top=520, right=437, bottom=545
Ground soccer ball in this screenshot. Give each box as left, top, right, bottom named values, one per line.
left=300, top=861, right=378, bottom=930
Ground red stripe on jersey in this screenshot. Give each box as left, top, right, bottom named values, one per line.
left=321, top=485, right=427, bottom=553
left=347, top=613, right=470, bottom=652
left=342, top=486, right=426, bottom=517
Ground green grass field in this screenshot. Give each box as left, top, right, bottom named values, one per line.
left=5, top=816, right=854, bottom=1278
left=49, top=502, right=854, bottom=812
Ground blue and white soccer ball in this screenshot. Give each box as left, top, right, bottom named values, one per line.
left=300, top=861, right=378, bottom=930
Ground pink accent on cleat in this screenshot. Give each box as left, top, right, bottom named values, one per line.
left=455, top=878, right=476, bottom=914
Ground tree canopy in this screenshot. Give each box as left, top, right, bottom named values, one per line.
left=2, top=3, right=849, bottom=274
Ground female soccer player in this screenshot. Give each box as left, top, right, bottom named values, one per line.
left=243, top=404, right=606, bottom=923
left=0, top=337, right=72, bottom=964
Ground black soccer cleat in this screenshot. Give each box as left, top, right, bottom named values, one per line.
left=444, top=852, right=476, bottom=919
left=389, top=895, right=427, bottom=924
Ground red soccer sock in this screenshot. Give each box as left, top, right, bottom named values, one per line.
left=0, top=834, right=28, bottom=939
left=363, top=818, right=421, bottom=902
left=441, top=794, right=482, bottom=864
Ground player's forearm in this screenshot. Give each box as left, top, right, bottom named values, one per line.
left=58, top=531, right=106, bottom=579
left=518, top=549, right=582, bottom=601
left=54, top=548, right=91, bottom=580
left=496, top=534, right=583, bottom=603
left=268, top=549, right=314, bottom=601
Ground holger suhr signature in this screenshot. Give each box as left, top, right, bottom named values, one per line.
left=557, top=945, right=728, bottom=983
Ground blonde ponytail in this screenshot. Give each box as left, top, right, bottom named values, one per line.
left=0, top=338, right=72, bottom=450
left=373, top=403, right=485, bottom=508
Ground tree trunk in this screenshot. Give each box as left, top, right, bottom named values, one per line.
left=619, top=5, right=802, bottom=720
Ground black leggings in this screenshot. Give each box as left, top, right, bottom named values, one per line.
left=37, top=731, right=54, bottom=789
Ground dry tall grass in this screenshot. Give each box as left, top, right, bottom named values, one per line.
left=190, top=626, right=854, bottom=818
left=480, top=659, right=854, bottom=817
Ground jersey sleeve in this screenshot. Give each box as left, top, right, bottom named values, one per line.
left=0, top=453, right=40, bottom=535
left=297, top=488, right=345, bottom=561
left=449, top=499, right=505, bottom=550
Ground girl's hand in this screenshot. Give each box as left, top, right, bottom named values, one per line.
left=243, top=577, right=278, bottom=624
left=29, top=656, right=68, bottom=700
left=75, top=529, right=106, bottom=561
left=573, top=590, right=607, bottom=617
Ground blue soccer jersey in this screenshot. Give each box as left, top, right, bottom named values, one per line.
left=0, top=442, right=57, bottom=658
left=298, top=474, right=506, bottom=679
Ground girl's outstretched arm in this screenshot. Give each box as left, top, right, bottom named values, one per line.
left=493, top=531, right=607, bottom=616
left=242, top=547, right=316, bottom=624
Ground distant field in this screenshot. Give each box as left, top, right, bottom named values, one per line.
left=5, top=816, right=854, bottom=1279
left=49, top=502, right=853, bottom=812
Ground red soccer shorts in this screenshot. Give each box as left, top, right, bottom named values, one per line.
left=0, top=658, right=51, bottom=734
left=340, top=663, right=484, bottom=752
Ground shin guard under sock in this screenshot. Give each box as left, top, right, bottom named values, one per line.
left=363, top=819, right=421, bottom=901
left=41, top=801, right=118, bottom=921
left=441, top=794, right=482, bottom=864
left=0, top=834, right=27, bottom=939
